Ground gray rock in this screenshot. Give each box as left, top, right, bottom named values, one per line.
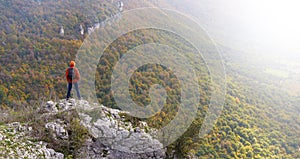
left=44, top=99, right=79, bottom=113
left=44, top=101, right=58, bottom=113
left=0, top=122, right=64, bottom=158
left=46, top=101, right=55, bottom=107
left=45, top=119, right=68, bottom=140
left=75, top=100, right=166, bottom=159
left=3, top=99, right=166, bottom=159
left=57, top=102, right=67, bottom=110
left=43, top=148, right=64, bottom=159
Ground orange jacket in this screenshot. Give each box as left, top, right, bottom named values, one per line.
left=66, top=67, right=80, bottom=83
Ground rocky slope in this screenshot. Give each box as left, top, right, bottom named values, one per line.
left=0, top=122, right=64, bottom=159
left=0, top=99, right=166, bottom=159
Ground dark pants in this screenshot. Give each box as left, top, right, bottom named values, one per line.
left=66, top=82, right=81, bottom=99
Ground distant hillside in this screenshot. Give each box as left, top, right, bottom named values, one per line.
left=0, top=0, right=119, bottom=108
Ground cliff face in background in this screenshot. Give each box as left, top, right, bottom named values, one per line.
left=0, top=99, right=166, bottom=159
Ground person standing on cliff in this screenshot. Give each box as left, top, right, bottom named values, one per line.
left=66, top=61, right=81, bottom=100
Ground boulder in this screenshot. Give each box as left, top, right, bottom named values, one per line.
left=45, top=119, right=68, bottom=140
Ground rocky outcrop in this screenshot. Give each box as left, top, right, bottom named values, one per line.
left=63, top=99, right=166, bottom=158
left=0, top=122, right=64, bottom=159
left=45, top=119, right=69, bottom=140
left=77, top=104, right=165, bottom=159
left=0, top=99, right=166, bottom=158
left=59, top=26, right=64, bottom=36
